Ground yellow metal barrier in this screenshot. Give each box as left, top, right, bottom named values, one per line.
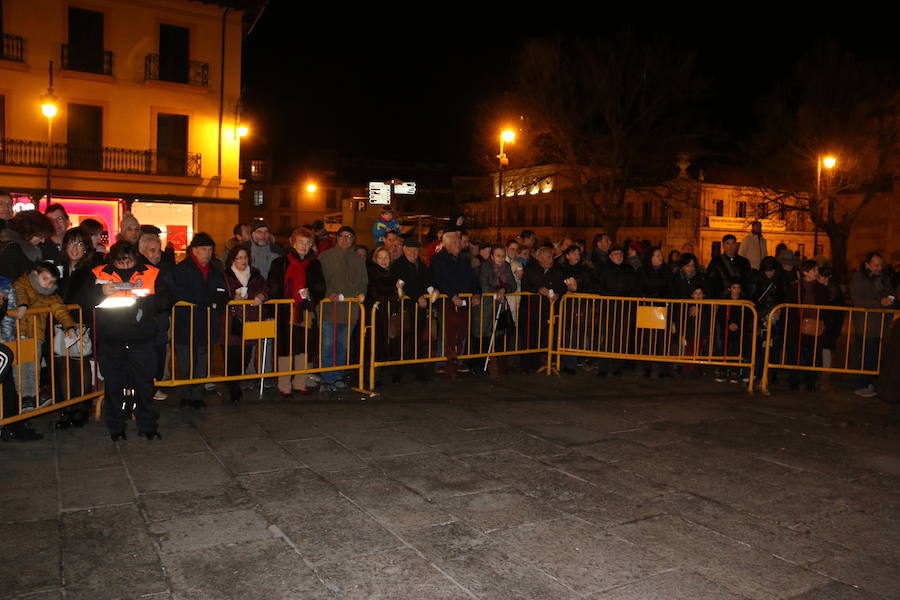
left=156, top=297, right=367, bottom=392
left=365, top=291, right=554, bottom=392
left=760, top=303, right=900, bottom=393
left=551, top=294, right=759, bottom=392
left=1, top=305, right=102, bottom=427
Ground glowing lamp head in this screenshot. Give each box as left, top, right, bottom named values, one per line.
left=305, top=183, right=317, bottom=193
left=822, top=156, right=836, bottom=169
left=501, top=130, right=516, bottom=143
left=236, top=125, right=249, bottom=138
left=41, top=103, right=58, bottom=119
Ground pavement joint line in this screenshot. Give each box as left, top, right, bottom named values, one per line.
left=331, top=490, right=480, bottom=600
left=59, top=500, right=137, bottom=513
left=51, top=422, right=65, bottom=593
left=115, top=435, right=175, bottom=598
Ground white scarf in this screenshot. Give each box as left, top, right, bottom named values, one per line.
left=230, top=264, right=251, bottom=287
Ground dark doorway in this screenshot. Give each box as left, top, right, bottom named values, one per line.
left=156, top=113, right=188, bottom=176
left=159, top=24, right=189, bottom=83
left=67, top=8, right=105, bottom=73
left=66, top=103, right=103, bottom=171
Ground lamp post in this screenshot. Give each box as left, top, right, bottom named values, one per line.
left=496, top=129, right=515, bottom=241
left=40, top=61, right=58, bottom=203
left=813, top=154, right=836, bottom=256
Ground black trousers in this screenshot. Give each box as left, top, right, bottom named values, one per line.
left=1, top=345, right=17, bottom=421
left=97, top=339, right=159, bottom=435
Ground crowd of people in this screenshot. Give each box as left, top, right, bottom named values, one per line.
left=0, top=193, right=898, bottom=443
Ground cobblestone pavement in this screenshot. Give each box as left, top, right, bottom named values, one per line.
left=2, top=370, right=899, bottom=599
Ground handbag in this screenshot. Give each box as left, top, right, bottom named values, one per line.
left=53, top=324, right=92, bottom=358
left=799, top=283, right=825, bottom=337
left=800, top=317, right=825, bottom=337
left=495, top=304, right=516, bottom=334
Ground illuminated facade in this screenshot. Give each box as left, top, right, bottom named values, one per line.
left=0, top=0, right=245, bottom=247
left=464, top=164, right=829, bottom=265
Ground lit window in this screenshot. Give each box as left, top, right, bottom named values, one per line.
left=252, top=189, right=264, bottom=207
left=249, top=160, right=266, bottom=181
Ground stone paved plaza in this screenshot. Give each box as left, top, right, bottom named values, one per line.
left=2, top=371, right=899, bottom=599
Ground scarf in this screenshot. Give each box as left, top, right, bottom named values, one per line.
left=230, top=264, right=251, bottom=287
left=29, top=272, right=59, bottom=295
left=284, top=251, right=311, bottom=324
left=190, top=253, right=210, bottom=279
left=491, top=262, right=512, bottom=291
left=251, top=242, right=278, bottom=279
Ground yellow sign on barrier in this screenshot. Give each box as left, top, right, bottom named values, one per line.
left=2, top=338, right=37, bottom=366
left=636, top=306, right=667, bottom=329
left=242, top=320, right=277, bottom=340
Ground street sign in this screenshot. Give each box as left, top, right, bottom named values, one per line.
left=368, top=181, right=391, bottom=205
left=394, top=182, right=416, bottom=195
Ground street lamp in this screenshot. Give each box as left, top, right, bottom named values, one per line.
left=305, top=182, right=317, bottom=193
left=41, top=61, right=58, bottom=203
left=813, top=154, right=837, bottom=255
left=235, top=124, right=249, bottom=139
left=496, top=129, right=516, bottom=241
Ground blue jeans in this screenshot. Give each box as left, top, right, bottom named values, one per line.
left=854, top=336, right=880, bottom=389
left=321, top=321, right=348, bottom=383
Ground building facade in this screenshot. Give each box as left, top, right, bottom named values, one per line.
left=0, top=0, right=245, bottom=248
left=462, top=164, right=829, bottom=266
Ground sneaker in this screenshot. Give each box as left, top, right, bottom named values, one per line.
left=714, top=376, right=727, bottom=383
left=729, top=377, right=739, bottom=384
left=204, top=383, right=217, bottom=392
left=20, top=396, right=50, bottom=412
left=331, top=380, right=348, bottom=390
left=854, top=386, right=877, bottom=398
left=741, top=377, right=750, bottom=383
left=153, top=390, right=168, bottom=401
left=307, top=374, right=321, bottom=383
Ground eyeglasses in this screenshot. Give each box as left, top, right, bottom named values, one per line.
left=338, top=233, right=354, bottom=239
left=68, top=241, right=86, bottom=247
left=51, top=216, right=69, bottom=222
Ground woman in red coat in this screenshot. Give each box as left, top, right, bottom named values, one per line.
left=223, top=244, right=268, bottom=403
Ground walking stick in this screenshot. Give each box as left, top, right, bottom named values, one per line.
left=259, top=337, right=268, bottom=399
left=483, top=299, right=505, bottom=373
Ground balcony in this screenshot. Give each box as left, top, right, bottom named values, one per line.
left=61, top=44, right=112, bottom=75
left=0, top=139, right=201, bottom=177
left=144, top=54, right=209, bottom=87
left=1, top=33, right=24, bottom=62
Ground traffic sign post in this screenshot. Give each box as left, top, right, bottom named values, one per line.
left=368, top=179, right=416, bottom=206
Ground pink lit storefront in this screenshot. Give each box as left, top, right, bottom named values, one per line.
left=11, top=194, right=195, bottom=253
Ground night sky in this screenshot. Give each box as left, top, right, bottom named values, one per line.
left=240, top=6, right=900, bottom=179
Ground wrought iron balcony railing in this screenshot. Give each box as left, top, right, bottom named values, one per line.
left=1, top=33, right=24, bottom=62
left=0, top=139, right=201, bottom=177
left=144, top=54, right=209, bottom=87
left=61, top=44, right=112, bottom=75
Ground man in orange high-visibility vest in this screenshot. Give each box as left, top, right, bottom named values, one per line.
left=84, top=241, right=169, bottom=441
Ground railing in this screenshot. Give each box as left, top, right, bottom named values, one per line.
left=1, top=33, right=24, bottom=62
left=552, top=294, right=759, bottom=392
left=61, top=43, right=112, bottom=75
left=366, top=291, right=554, bottom=390
left=0, top=139, right=201, bottom=177
left=760, top=303, right=900, bottom=393
left=155, top=298, right=367, bottom=392
left=1, top=306, right=101, bottom=427
left=144, top=53, right=209, bottom=87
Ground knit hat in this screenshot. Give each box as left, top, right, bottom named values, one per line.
left=189, top=232, right=215, bottom=248
left=250, top=219, right=269, bottom=234
left=609, top=244, right=624, bottom=254
left=404, top=238, right=421, bottom=248
left=722, top=234, right=737, bottom=243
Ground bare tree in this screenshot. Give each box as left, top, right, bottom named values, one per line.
left=747, top=45, right=900, bottom=278
left=508, top=34, right=699, bottom=240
